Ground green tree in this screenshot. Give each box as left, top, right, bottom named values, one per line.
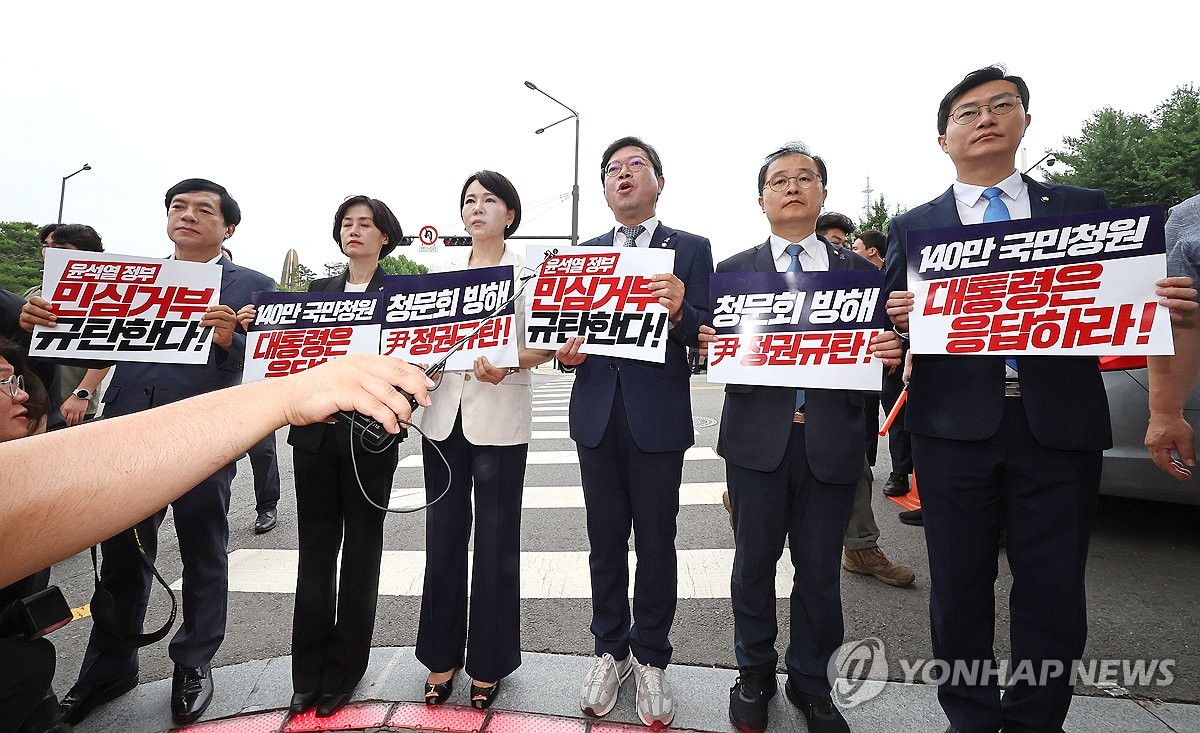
left=857, top=194, right=894, bottom=235
left=278, top=263, right=316, bottom=292
left=378, top=254, right=428, bottom=275
left=0, top=221, right=45, bottom=294
left=1046, top=85, right=1199, bottom=209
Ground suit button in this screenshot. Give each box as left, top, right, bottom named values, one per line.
left=144, top=388, right=152, bottom=395
left=608, top=364, right=617, bottom=370
left=464, top=374, right=472, bottom=381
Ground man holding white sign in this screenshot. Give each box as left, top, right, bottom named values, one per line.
left=882, top=67, right=1194, bottom=733
left=557, top=136, right=712, bottom=729
left=23, top=179, right=275, bottom=726
left=704, top=141, right=900, bottom=733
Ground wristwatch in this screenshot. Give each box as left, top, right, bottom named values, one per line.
left=72, top=388, right=91, bottom=399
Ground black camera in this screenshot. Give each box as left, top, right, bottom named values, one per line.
left=0, top=586, right=71, bottom=640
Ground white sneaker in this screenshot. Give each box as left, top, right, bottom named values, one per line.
left=632, top=657, right=675, bottom=729
left=580, top=652, right=632, bottom=717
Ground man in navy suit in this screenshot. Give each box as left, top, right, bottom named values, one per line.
left=37, top=179, right=276, bottom=726
left=557, top=136, right=712, bottom=729
left=883, top=66, right=1117, bottom=733
left=712, top=141, right=900, bottom=733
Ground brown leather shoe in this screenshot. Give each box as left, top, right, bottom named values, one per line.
left=842, top=546, right=915, bottom=587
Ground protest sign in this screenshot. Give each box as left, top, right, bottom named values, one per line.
left=244, top=291, right=382, bottom=381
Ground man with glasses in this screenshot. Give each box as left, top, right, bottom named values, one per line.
left=883, top=66, right=1195, bottom=733
left=710, top=141, right=899, bottom=733
left=556, top=136, right=713, bottom=729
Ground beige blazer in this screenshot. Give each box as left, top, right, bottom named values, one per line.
left=419, top=244, right=533, bottom=446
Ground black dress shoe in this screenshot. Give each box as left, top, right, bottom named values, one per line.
left=424, top=674, right=454, bottom=705
left=898, top=508, right=924, bottom=526
left=469, top=680, right=501, bottom=709
left=728, top=669, right=777, bottom=733
left=883, top=472, right=910, bottom=496
left=289, top=691, right=319, bottom=714
left=60, top=671, right=139, bottom=724
left=315, top=692, right=351, bottom=717
left=784, top=681, right=849, bottom=733
left=254, top=509, right=277, bottom=534
left=171, top=664, right=214, bottom=724
left=19, top=690, right=73, bottom=733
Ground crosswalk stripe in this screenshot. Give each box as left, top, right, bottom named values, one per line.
left=386, top=481, right=727, bottom=509
left=217, top=547, right=783, bottom=599
left=531, top=430, right=571, bottom=439
left=531, top=416, right=568, bottom=423
left=397, top=446, right=720, bottom=468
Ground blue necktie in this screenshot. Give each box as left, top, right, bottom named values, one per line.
left=785, top=244, right=805, bottom=411
left=982, top=188, right=1019, bottom=375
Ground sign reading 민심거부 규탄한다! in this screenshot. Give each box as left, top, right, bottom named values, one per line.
left=524, top=245, right=674, bottom=363
left=30, top=248, right=221, bottom=364
left=706, top=270, right=888, bottom=390
left=380, top=266, right=518, bottom=371
left=906, top=205, right=1173, bottom=356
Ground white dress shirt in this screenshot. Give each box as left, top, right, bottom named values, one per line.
left=953, top=169, right=1031, bottom=224
left=769, top=232, right=829, bottom=272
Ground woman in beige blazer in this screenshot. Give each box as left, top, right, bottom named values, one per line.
left=416, top=171, right=552, bottom=710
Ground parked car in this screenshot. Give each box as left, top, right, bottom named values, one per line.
left=1100, top=356, right=1200, bottom=505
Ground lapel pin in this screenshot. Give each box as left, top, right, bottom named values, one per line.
left=1041, top=196, right=1050, bottom=202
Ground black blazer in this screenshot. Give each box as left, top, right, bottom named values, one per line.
left=287, top=267, right=388, bottom=453
left=568, top=224, right=714, bottom=453
left=882, top=177, right=1112, bottom=451
left=715, top=237, right=877, bottom=485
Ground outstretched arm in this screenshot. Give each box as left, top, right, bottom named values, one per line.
left=0, top=354, right=433, bottom=586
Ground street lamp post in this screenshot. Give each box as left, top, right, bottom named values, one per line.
left=58, top=163, right=92, bottom=224
left=1022, top=152, right=1056, bottom=176
left=524, top=81, right=579, bottom=246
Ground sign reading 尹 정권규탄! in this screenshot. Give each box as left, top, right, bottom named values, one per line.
left=30, top=249, right=220, bottom=364
left=906, top=205, right=1173, bottom=356
left=244, top=291, right=382, bottom=381
left=707, top=270, right=887, bottom=390
left=524, top=245, right=674, bottom=364
left=381, top=266, right=518, bottom=371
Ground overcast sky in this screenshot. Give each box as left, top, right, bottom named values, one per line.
left=2, top=1, right=1193, bottom=281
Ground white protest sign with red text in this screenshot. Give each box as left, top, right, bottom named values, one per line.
left=31, top=249, right=220, bottom=364
left=907, top=206, right=1172, bottom=356
left=524, top=245, right=673, bottom=363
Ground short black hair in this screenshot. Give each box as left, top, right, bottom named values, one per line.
left=816, top=212, right=854, bottom=237
left=37, top=223, right=58, bottom=244
left=858, top=229, right=886, bottom=255
left=937, top=65, right=1030, bottom=135
left=600, top=136, right=664, bottom=183
left=0, top=337, right=49, bottom=436
left=164, top=178, right=242, bottom=226
left=46, top=224, right=104, bottom=252
left=460, top=170, right=523, bottom=239
left=332, top=196, right=403, bottom=259
left=758, top=140, right=828, bottom=192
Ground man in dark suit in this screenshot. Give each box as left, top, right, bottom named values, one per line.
left=557, top=136, right=712, bottom=729
left=883, top=66, right=1112, bottom=733
left=36, top=179, right=275, bottom=726
left=714, top=141, right=900, bottom=733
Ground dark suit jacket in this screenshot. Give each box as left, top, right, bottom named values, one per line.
left=568, top=224, right=714, bottom=453
left=715, top=237, right=876, bottom=485
left=882, top=177, right=1112, bottom=451
left=101, top=257, right=275, bottom=417
left=287, top=267, right=388, bottom=453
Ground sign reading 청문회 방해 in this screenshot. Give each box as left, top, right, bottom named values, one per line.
left=707, top=269, right=887, bottom=390
left=906, top=205, right=1173, bottom=356
left=30, top=248, right=220, bottom=364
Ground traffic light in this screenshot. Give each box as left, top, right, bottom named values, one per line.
left=443, top=236, right=473, bottom=246
left=398, top=236, right=415, bottom=246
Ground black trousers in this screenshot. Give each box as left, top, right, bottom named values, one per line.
left=728, top=423, right=856, bottom=695
left=248, top=431, right=280, bottom=512
left=914, top=398, right=1101, bottom=733
left=291, top=426, right=397, bottom=696
left=416, top=413, right=527, bottom=682
left=577, top=388, right=683, bottom=669
left=77, top=463, right=235, bottom=684
left=0, top=636, right=54, bottom=731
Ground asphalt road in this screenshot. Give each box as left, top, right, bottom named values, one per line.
left=46, top=371, right=1200, bottom=707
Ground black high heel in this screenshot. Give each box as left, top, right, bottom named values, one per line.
left=470, top=679, right=501, bottom=709
left=424, top=671, right=455, bottom=705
